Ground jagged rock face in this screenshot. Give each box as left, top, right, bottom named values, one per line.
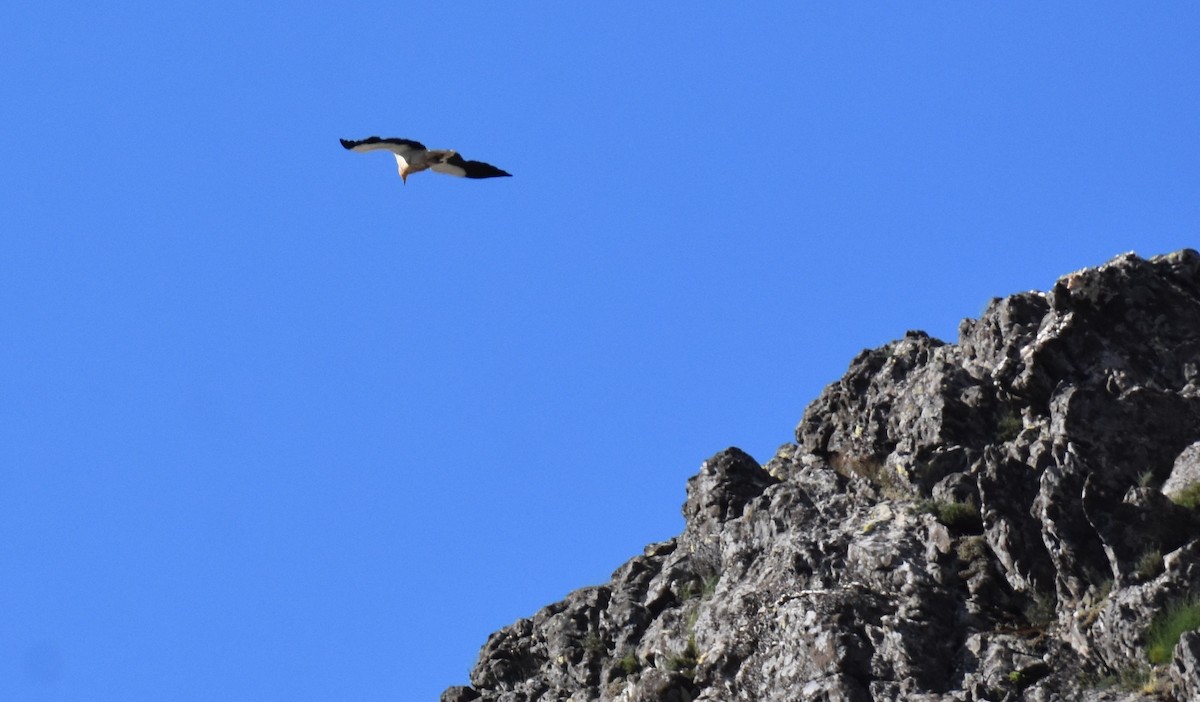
left=442, top=250, right=1200, bottom=702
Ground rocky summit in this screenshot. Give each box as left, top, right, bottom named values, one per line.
left=442, top=250, right=1200, bottom=702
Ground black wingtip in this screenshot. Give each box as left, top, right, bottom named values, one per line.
left=339, top=138, right=356, bottom=150
left=463, top=162, right=513, bottom=179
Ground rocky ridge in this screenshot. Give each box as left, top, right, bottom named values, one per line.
left=442, top=250, right=1200, bottom=701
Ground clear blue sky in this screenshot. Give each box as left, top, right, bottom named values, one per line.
left=2, top=3, right=1197, bottom=700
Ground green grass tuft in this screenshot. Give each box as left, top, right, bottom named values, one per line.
left=1170, top=482, right=1200, bottom=510
left=679, top=573, right=720, bottom=602
left=1146, top=595, right=1200, bottom=664
left=936, top=500, right=983, bottom=532
left=994, top=410, right=1023, bottom=442
left=616, top=650, right=641, bottom=677
left=582, top=631, right=607, bottom=655
left=664, top=636, right=699, bottom=678
left=1079, top=664, right=1152, bottom=692
left=1023, top=592, right=1057, bottom=629
left=1135, top=549, right=1163, bottom=581
left=956, top=535, right=989, bottom=562
left=915, top=499, right=984, bottom=532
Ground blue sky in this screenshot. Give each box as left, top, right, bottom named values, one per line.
left=2, top=3, right=1197, bottom=700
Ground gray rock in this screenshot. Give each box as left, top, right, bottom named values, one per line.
left=440, top=686, right=480, bottom=702
left=442, top=250, right=1200, bottom=702
left=1162, top=442, right=1200, bottom=499
left=1169, top=631, right=1200, bottom=701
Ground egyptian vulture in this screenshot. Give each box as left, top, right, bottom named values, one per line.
left=340, top=137, right=512, bottom=184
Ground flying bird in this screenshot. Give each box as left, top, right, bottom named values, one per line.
left=340, top=137, right=512, bottom=184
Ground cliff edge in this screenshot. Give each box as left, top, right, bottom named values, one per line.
left=443, top=250, right=1200, bottom=702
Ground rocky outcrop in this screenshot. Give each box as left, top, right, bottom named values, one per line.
left=441, top=250, right=1200, bottom=702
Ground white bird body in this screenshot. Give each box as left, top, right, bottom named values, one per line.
left=340, top=137, right=511, bottom=184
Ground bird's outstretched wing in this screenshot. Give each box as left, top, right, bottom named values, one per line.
left=340, top=137, right=427, bottom=166
left=430, top=152, right=512, bottom=179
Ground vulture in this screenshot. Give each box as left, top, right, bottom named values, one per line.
left=340, top=137, right=511, bottom=184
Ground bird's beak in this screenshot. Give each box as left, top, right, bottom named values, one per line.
left=401, top=171, right=408, bottom=185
